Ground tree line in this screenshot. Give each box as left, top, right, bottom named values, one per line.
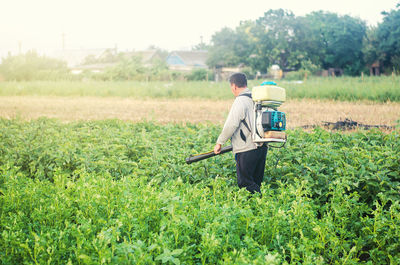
left=206, top=5, right=400, bottom=76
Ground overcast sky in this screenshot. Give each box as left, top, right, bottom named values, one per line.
left=1, top=0, right=399, bottom=57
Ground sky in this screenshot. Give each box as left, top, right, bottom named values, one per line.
left=1, top=0, right=399, bottom=58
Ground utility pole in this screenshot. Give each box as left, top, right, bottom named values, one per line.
left=18, top=41, right=22, bottom=54
left=62, top=33, right=65, bottom=50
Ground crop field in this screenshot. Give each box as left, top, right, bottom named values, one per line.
left=0, top=77, right=399, bottom=264
left=1, top=76, right=400, bottom=102
left=0, top=119, right=399, bottom=264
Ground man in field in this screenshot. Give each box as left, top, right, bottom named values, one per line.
left=214, top=73, right=268, bottom=194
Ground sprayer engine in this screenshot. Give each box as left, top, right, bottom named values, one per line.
left=251, top=83, right=287, bottom=144
left=257, top=110, right=286, bottom=132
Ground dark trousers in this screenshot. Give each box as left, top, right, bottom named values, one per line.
left=235, top=145, right=268, bottom=193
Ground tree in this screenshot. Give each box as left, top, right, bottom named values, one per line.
left=104, top=55, right=145, bottom=80
left=83, top=49, right=120, bottom=65
left=207, top=21, right=259, bottom=70
left=205, top=8, right=368, bottom=76
left=304, top=11, right=367, bottom=75
left=206, top=27, right=239, bottom=68
left=376, top=4, right=400, bottom=71
left=252, top=9, right=309, bottom=72
left=147, top=45, right=169, bottom=60
left=146, top=58, right=169, bottom=80
left=0, top=50, right=68, bottom=81
left=233, top=20, right=258, bottom=69
left=363, top=27, right=382, bottom=67
left=82, top=54, right=98, bottom=65
left=192, top=41, right=210, bottom=51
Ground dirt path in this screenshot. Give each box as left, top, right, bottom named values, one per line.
left=1, top=96, right=399, bottom=128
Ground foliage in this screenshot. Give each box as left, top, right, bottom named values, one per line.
left=102, top=55, right=146, bottom=81
left=207, top=8, right=371, bottom=75
left=82, top=49, right=121, bottom=65
left=300, top=59, right=320, bottom=74
left=252, top=9, right=310, bottom=72
left=185, top=69, right=214, bottom=81
left=0, top=49, right=182, bottom=82
left=192, top=42, right=210, bottom=51
left=363, top=27, right=382, bottom=67
left=0, top=119, right=399, bottom=264
left=283, top=70, right=309, bottom=81
left=283, top=76, right=400, bottom=102
left=376, top=5, right=400, bottom=72
left=144, top=58, right=171, bottom=81
left=0, top=51, right=69, bottom=81
left=304, top=11, right=367, bottom=75
left=207, top=27, right=241, bottom=68
left=241, top=66, right=256, bottom=80
left=86, top=55, right=186, bottom=82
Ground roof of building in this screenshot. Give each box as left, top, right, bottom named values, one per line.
left=72, top=63, right=117, bottom=70
left=166, top=50, right=208, bottom=67
left=52, top=48, right=109, bottom=67
left=124, top=49, right=161, bottom=63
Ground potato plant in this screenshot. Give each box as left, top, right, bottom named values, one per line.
left=0, top=119, right=399, bottom=264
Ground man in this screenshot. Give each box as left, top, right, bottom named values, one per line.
left=214, top=73, right=268, bottom=194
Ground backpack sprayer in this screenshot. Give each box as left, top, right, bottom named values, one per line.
left=186, top=82, right=286, bottom=164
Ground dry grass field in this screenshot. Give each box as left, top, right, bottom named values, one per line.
left=1, top=96, right=399, bottom=128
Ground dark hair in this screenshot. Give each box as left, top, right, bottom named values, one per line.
left=229, top=72, right=247, bottom=88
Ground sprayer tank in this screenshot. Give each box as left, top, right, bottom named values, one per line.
left=252, top=85, right=286, bottom=102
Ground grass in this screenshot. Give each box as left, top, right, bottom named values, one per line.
left=285, top=76, right=400, bottom=102
left=0, top=76, right=399, bottom=102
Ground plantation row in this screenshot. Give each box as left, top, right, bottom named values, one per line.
left=1, top=76, right=400, bottom=102
left=0, top=119, right=399, bottom=264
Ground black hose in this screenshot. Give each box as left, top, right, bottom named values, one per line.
left=185, top=145, right=233, bottom=164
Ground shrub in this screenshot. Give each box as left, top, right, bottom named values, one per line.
left=0, top=51, right=70, bottom=81
left=284, top=69, right=310, bottom=80
left=186, top=69, right=214, bottom=81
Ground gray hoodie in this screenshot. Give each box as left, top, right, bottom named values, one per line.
left=216, top=88, right=257, bottom=154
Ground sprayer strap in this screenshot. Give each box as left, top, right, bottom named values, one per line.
left=241, top=118, right=251, bottom=132
left=238, top=93, right=252, bottom=133
left=238, top=93, right=252, bottom=99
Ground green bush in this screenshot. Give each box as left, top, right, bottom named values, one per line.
left=283, top=69, right=310, bottom=80
left=0, top=51, right=70, bottom=81
left=185, top=68, right=214, bottom=81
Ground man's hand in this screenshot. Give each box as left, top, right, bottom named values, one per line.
left=214, top=143, right=222, bottom=154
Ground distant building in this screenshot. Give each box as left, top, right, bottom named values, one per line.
left=370, top=61, right=381, bottom=76
left=166, top=50, right=208, bottom=71
left=70, top=63, right=117, bottom=75
left=321, top=68, right=344, bottom=77
left=214, top=65, right=245, bottom=82
left=267, top=65, right=283, bottom=79
left=52, top=48, right=111, bottom=68
left=124, top=49, right=163, bottom=67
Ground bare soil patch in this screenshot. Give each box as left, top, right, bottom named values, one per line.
left=1, top=96, right=399, bottom=128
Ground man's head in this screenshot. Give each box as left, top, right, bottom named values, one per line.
left=229, top=72, right=247, bottom=97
